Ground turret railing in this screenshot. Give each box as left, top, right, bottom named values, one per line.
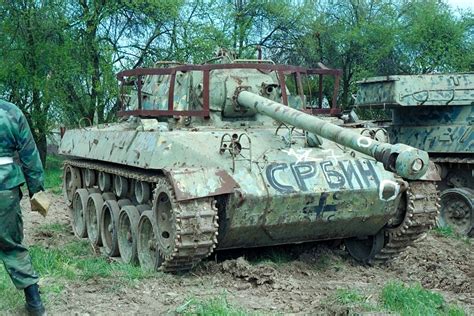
left=116, top=63, right=342, bottom=118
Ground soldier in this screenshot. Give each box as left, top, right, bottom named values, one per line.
left=0, top=100, right=46, bottom=316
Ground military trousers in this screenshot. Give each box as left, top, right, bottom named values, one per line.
left=0, top=186, right=39, bottom=289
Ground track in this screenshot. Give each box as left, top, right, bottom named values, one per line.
left=374, top=181, right=439, bottom=263
left=155, top=180, right=219, bottom=272
left=64, top=159, right=438, bottom=270
left=64, top=159, right=219, bottom=273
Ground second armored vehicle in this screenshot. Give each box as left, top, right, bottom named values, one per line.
left=59, top=53, right=439, bottom=272
left=356, top=73, right=473, bottom=236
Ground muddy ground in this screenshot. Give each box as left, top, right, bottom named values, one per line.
left=20, top=193, right=473, bottom=315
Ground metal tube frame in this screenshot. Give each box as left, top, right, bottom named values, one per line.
left=117, top=63, right=342, bottom=118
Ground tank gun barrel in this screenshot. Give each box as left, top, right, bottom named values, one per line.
left=236, top=90, right=429, bottom=180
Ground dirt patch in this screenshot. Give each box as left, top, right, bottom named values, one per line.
left=17, top=193, right=474, bottom=315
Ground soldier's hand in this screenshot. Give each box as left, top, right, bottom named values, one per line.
left=30, top=191, right=50, bottom=217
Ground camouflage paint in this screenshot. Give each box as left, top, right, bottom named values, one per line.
left=355, top=73, right=474, bottom=154
left=237, top=90, right=430, bottom=180
left=0, top=187, right=39, bottom=289
left=0, top=100, right=44, bottom=193
left=60, top=62, right=430, bottom=249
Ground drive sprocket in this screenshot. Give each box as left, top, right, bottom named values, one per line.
left=153, top=179, right=219, bottom=272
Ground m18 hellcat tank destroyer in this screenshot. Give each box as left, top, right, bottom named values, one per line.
left=59, top=52, right=439, bottom=272
left=356, top=73, right=473, bottom=236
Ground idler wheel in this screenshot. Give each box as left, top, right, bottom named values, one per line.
left=134, top=181, right=151, bottom=204
left=345, top=230, right=385, bottom=264
left=114, top=176, right=129, bottom=198
left=439, top=188, right=473, bottom=236
left=118, top=205, right=141, bottom=265
left=100, top=199, right=121, bottom=257
left=86, top=193, right=105, bottom=246
left=72, top=188, right=91, bottom=238
left=63, top=165, right=82, bottom=207
left=98, top=172, right=112, bottom=192
left=82, top=169, right=96, bottom=188
left=137, top=210, right=158, bottom=270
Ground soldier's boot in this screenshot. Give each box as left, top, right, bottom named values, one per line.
left=24, top=283, right=46, bottom=316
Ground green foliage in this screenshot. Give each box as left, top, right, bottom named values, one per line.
left=30, top=240, right=155, bottom=281
left=432, top=226, right=471, bottom=244
left=0, top=265, right=23, bottom=310
left=36, top=223, right=70, bottom=234
left=381, top=282, right=465, bottom=316
left=333, top=289, right=376, bottom=312
left=434, top=225, right=458, bottom=238
left=250, top=247, right=295, bottom=266
left=0, top=239, right=156, bottom=311
left=44, top=155, right=63, bottom=194
left=176, top=295, right=250, bottom=316
left=0, top=0, right=472, bottom=159
left=397, top=0, right=473, bottom=74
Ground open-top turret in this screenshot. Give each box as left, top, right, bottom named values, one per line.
left=59, top=52, right=440, bottom=272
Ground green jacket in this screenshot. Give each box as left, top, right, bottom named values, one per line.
left=0, top=100, right=44, bottom=194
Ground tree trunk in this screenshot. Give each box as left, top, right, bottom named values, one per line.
left=36, top=133, right=47, bottom=168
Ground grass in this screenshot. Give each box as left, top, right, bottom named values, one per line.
left=432, top=226, right=471, bottom=244
left=44, top=154, right=63, bottom=194
left=0, top=265, right=24, bottom=310
left=250, top=248, right=295, bottom=266
left=381, top=282, right=465, bottom=316
left=323, top=288, right=376, bottom=314
left=336, top=289, right=363, bottom=304
left=176, top=295, right=250, bottom=316
left=36, top=222, right=70, bottom=234
left=323, top=282, right=466, bottom=315
left=313, top=252, right=344, bottom=271
left=0, top=238, right=156, bottom=311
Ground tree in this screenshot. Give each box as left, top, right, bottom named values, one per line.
left=0, top=0, right=183, bottom=163
left=59, top=0, right=183, bottom=125
left=396, top=0, right=473, bottom=74
left=0, top=0, right=70, bottom=164
left=290, top=0, right=400, bottom=107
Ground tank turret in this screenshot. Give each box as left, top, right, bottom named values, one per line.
left=59, top=52, right=440, bottom=272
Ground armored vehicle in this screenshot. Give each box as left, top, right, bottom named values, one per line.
left=356, top=73, right=473, bottom=236
left=59, top=52, right=439, bottom=272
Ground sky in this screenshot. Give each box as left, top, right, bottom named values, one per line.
left=446, top=0, right=474, bottom=10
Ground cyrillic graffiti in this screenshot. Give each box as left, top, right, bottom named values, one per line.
left=266, top=159, right=380, bottom=194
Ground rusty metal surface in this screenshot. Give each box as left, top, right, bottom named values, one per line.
left=59, top=55, right=441, bottom=271
left=165, top=168, right=239, bottom=201
left=117, top=62, right=342, bottom=118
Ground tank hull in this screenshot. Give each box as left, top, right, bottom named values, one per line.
left=60, top=126, right=399, bottom=249
left=59, top=60, right=439, bottom=272
left=389, top=106, right=473, bottom=154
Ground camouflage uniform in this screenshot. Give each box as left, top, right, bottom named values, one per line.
left=0, top=100, right=44, bottom=289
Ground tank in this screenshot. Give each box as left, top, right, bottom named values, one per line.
left=356, top=73, right=473, bottom=236
left=59, top=52, right=440, bottom=272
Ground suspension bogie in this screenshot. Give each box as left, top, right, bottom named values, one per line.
left=63, top=162, right=218, bottom=273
